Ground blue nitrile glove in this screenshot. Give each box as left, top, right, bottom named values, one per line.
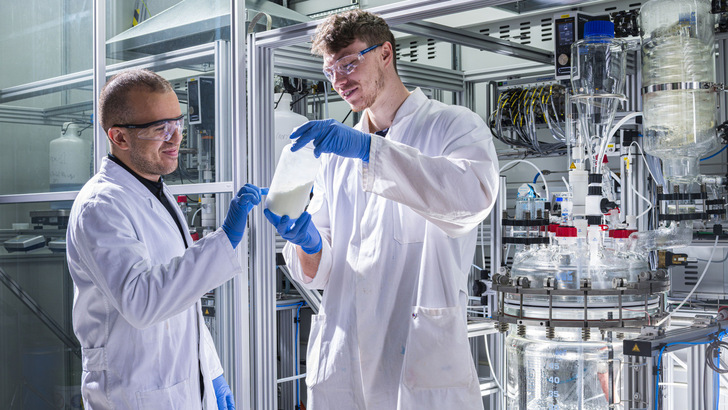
left=290, top=119, right=371, bottom=161
left=264, top=209, right=322, bottom=254
left=212, top=375, right=235, bottom=410
left=222, top=184, right=269, bottom=249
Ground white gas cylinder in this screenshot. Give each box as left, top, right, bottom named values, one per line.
left=50, top=122, right=91, bottom=190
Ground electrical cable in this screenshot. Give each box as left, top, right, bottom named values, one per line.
left=701, top=144, right=728, bottom=161
left=706, top=339, right=728, bottom=374
left=655, top=235, right=720, bottom=327
left=628, top=142, right=659, bottom=187
left=488, top=85, right=566, bottom=155
left=654, top=332, right=725, bottom=410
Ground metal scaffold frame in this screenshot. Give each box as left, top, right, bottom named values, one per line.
left=246, top=1, right=528, bottom=408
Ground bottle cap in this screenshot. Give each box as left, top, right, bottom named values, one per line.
left=556, top=225, right=577, bottom=237
left=608, top=229, right=637, bottom=239
left=177, top=195, right=187, bottom=203
left=584, top=20, right=615, bottom=38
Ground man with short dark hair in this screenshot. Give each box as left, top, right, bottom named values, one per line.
left=264, top=9, right=499, bottom=410
left=67, top=68, right=263, bottom=409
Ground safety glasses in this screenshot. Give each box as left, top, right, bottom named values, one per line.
left=322, top=43, right=383, bottom=82
left=113, top=114, right=184, bottom=141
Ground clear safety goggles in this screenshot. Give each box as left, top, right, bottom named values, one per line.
left=322, top=43, right=383, bottom=82
left=113, top=115, right=184, bottom=141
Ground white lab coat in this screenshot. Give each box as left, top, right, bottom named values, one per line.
left=284, top=88, right=499, bottom=410
left=67, top=158, right=242, bottom=409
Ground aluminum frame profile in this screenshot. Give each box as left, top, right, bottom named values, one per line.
left=229, top=0, right=251, bottom=406
left=464, top=63, right=553, bottom=84
left=247, top=1, right=520, bottom=407
left=0, top=43, right=224, bottom=205
left=0, top=105, right=87, bottom=127
left=278, top=265, right=322, bottom=314
left=253, top=0, right=514, bottom=49
left=274, top=45, right=466, bottom=92
left=247, top=33, right=278, bottom=410
left=207, top=39, right=242, bottom=398
left=0, top=43, right=217, bottom=105
left=395, top=21, right=553, bottom=65
left=717, top=34, right=728, bottom=125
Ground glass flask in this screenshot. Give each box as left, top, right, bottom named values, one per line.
left=504, top=237, right=654, bottom=410
left=507, top=326, right=622, bottom=410
left=640, top=0, right=718, bottom=181
left=570, top=20, right=627, bottom=172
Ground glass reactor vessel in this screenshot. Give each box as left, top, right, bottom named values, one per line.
left=640, top=0, right=718, bottom=182
left=496, top=234, right=666, bottom=409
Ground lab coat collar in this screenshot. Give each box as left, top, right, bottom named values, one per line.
left=107, top=154, right=165, bottom=199
left=100, top=158, right=188, bottom=245
left=360, top=88, right=426, bottom=135
left=100, top=157, right=159, bottom=205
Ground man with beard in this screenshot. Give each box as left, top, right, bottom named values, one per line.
left=67, top=68, right=263, bottom=409
left=264, top=9, right=499, bottom=410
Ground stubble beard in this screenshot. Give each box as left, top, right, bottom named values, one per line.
left=129, top=144, right=178, bottom=178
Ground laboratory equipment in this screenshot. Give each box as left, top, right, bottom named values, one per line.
left=640, top=0, right=718, bottom=182
left=495, top=19, right=670, bottom=410
left=3, top=235, right=46, bottom=252
left=554, top=12, right=610, bottom=80
left=48, top=238, right=66, bottom=253
left=201, top=194, right=216, bottom=230
left=568, top=21, right=628, bottom=225
left=30, top=209, right=71, bottom=229
left=670, top=242, right=728, bottom=300
left=265, top=142, right=320, bottom=219
left=177, top=195, right=189, bottom=218
left=498, top=226, right=664, bottom=409
left=570, top=20, right=627, bottom=175
left=185, top=76, right=215, bottom=183
left=49, top=122, right=91, bottom=208
left=187, top=76, right=215, bottom=130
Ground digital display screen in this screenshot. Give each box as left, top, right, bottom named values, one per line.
left=558, top=22, right=574, bottom=46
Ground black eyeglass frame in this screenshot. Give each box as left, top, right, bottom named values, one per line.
left=112, top=114, right=185, bottom=130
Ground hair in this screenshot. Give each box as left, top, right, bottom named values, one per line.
left=98, top=68, right=174, bottom=132
left=311, top=9, right=397, bottom=71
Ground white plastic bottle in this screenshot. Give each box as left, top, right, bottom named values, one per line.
left=265, top=142, right=321, bottom=219
left=274, top=93, right=309, bottom=166
left=50, top=122, right=91, bottom=208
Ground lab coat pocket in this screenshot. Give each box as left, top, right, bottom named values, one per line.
left=305, top=313, right=326, bottom=387
left=392, top=204, right=426, bottom=244
left=401, top=306, right=476, bottom=389
left=136, top=377, right=192, bottom=409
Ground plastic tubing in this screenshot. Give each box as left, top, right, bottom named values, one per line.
left=596, top=112, right=642, bottom=174
left=655, top=235, right=720, bottom=327
left=500, top=159, right=550, bottom=201
left=483, top=335, right=504, bottom=392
